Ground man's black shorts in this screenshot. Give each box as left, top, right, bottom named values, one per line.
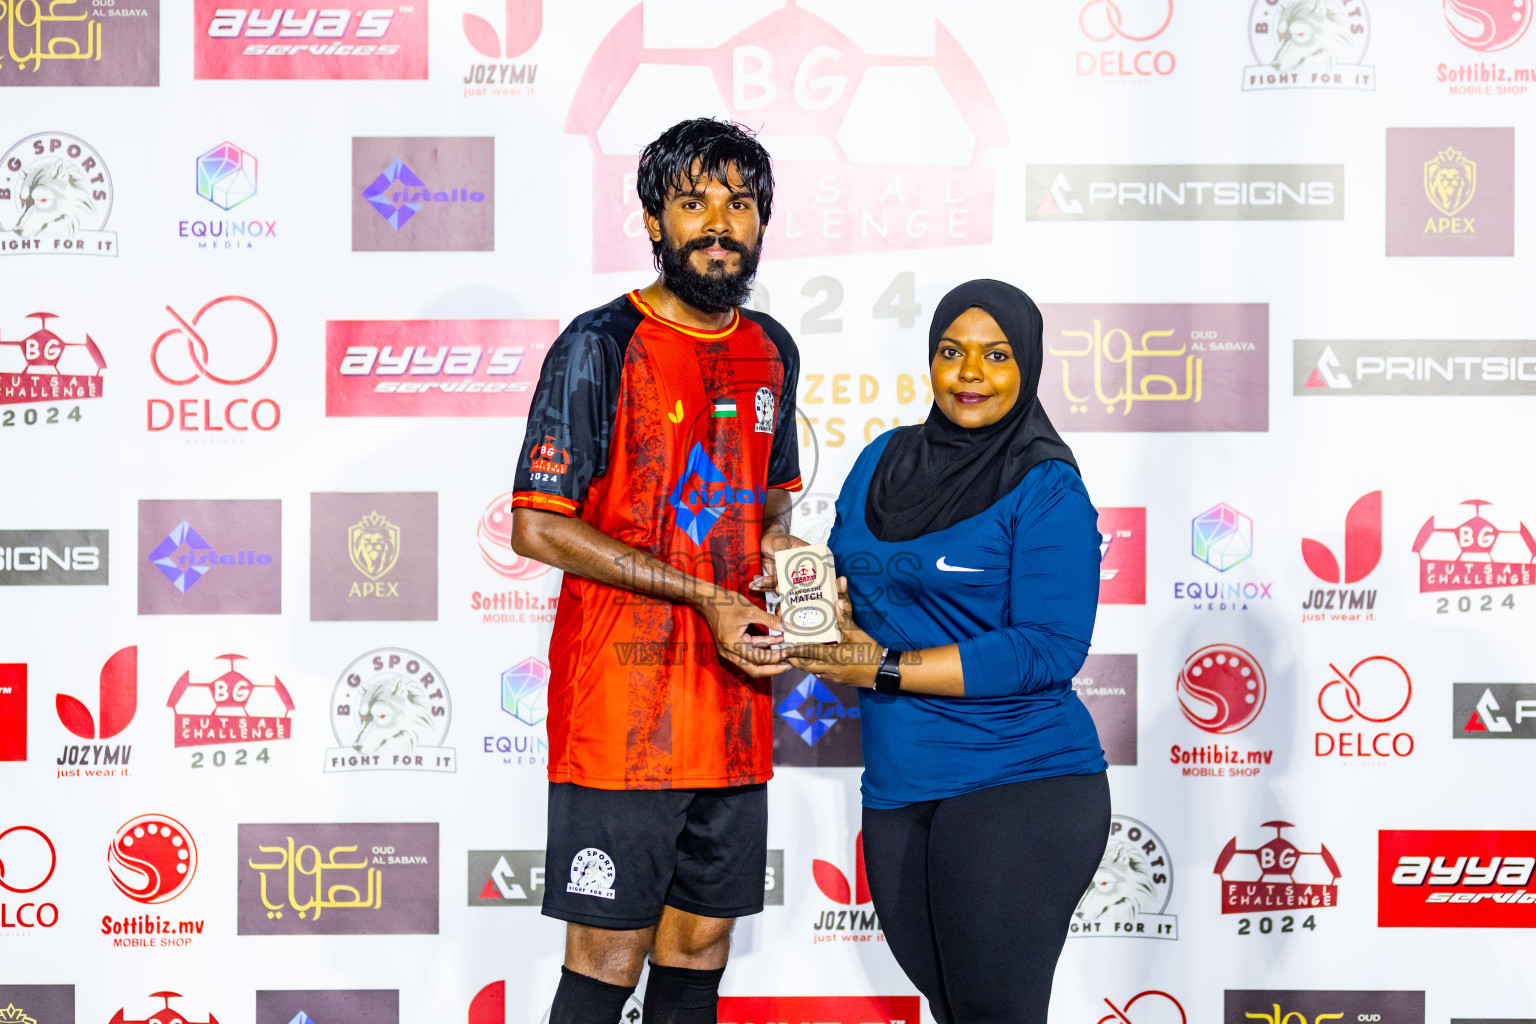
left=541, top=781, right=767, bottom=930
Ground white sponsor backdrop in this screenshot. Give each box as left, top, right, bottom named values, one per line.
left=3, top=1, right=1536, bottom=1022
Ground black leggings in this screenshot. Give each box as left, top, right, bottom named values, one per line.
left=862, top=772, right=1110, bottom=1024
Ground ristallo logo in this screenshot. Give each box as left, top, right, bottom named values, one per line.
left=1072, top=815, right=1176, bottom=940
left=1413, top=498, right=1534, bottom=597
left=668, top=443, right=766, bottom=545
left=462, top=0, right=541, bottom=96
left=195, top=1, right=428, bottom=79
left=138, top=500, right=282, bottom=615
left=326, top=319, right=554, bottom=417
left=0, top=825, right=59, bottom=930
left=1215, top=822, right=1340, bottom=931
left=55, top=646, right=136, bottom=778
left=0, top=133, right=117, bottom=257
left=1097, top=507, right=1146, bottom=605
left=0, top=312, right=107, bottom=416
left=1224, top=991, right=1424, bottom=1024
left=1453, top=683, right=1536, bottom=738
left=1380, top=829, right=1536, bottom=927
left=0, top=664, right=25, bottom=762
left=1243, top=0, right=1375, bottom=91
left=811, top=831, right=880, bottom=942
left=147, top=296, right=281, bottom=433
left=1387, top=128, right=1514, bottom=257
left=1300, top=490, right=1381, bottom=623
left=352, top=137, right=493, bottom=252
left=567, top=3, right=1006, bottom=271
left=1076, top=0, right=1176, bottom=77
left=1315, top=656, right=1414, bottom=759
left=773, top=672, right=861, bottom=767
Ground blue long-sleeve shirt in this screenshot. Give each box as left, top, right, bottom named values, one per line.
left=827, top=430, right=1107, bottom=809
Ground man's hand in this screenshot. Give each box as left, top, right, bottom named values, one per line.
left=784, top=577, right=881, bottom=688
left=693, top=584, right=791, bottom=678
left=750, top=524, right=809, bottom=593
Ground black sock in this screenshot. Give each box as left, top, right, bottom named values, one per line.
left=549, top=966, right=636, bottom=1024
left=642, top=961, right=726, bottom=1024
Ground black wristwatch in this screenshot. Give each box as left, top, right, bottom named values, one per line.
left=874, top=646, right=903, bottom=695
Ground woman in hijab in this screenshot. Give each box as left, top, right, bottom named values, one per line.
left=782, top=280, right=1109, bottom=1024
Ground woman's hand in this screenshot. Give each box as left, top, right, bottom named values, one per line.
left=783, top=577, right=883, bottom=688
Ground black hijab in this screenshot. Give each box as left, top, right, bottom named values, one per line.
left=864, top=279, right=1077, bottom=544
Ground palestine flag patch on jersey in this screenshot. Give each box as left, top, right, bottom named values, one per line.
left=712, top=397, right=738, bottom=418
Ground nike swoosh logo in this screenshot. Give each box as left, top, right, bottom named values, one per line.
left=936, top=556, right=983, bottom=573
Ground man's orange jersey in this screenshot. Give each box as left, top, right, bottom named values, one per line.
left=512, top=292, right=801, bottom=790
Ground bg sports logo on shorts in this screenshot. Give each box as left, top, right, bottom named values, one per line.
left=1379, top=829, right=1536, bottom=927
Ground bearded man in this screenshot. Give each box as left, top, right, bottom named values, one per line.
left=511, top=118, right=805, bottom=1023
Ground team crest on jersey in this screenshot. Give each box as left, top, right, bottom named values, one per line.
left=567, top=847, right=615, bottom=899
left=754, top=387, right=775, bottom=434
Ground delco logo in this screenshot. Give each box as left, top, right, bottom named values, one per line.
left=206, top=8, right=397, bottom=42
left=1380, top=830, right=1536, bottom=927
left=668, top=443, right=765, bottom=545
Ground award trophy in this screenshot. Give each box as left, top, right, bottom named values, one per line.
left=775, top=544, right=842, bottom=644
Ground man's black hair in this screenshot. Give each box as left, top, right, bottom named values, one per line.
left=636, top=118, right=775, bottom=225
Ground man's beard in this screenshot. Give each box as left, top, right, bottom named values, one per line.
left=655, top=228, right=762, bottom=315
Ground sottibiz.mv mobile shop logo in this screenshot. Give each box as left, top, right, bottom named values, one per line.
left=1380, top=830, right=1536, bottom=927
left=567, top=2, right=1006, bottom=270
left=1171, top=644, right=1274, bottom=777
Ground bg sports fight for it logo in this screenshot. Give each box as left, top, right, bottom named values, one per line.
left=1243, top=0, right=1374, bottom=91
left=0, top=133, right=117, bottom=256
left=1071, top=815, right=1177, bottom=940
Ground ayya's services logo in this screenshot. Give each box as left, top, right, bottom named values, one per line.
left=195, top=1, right=427, bottom=79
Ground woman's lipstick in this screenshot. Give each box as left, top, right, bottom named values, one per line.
left=953, top=391, right=990, bottom=405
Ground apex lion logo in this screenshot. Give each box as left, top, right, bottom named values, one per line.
left=14, top=159, right=98, bottom=238
left=1270, top=0, right=1358, bottom=70
left=352, top=674, right=437, bottom=754
left=1424, top=146, right=1477, bottom=217
left=348, top=510, right=401, bottom=581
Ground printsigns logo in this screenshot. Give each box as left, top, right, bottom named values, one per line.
left=1072, top=815, right=1176, bottom=939
left=256, top=990, right=400, bottom=1024
left=1076, top=0, right=1176, bottom=77
left=1215, top=822, right=1340, bottom=915
left=568, top=3, right=1005, bottom=271
left=1036, top=304, right=1269, bottom=432
left=167, top=654, right=294, bottom=750
left=1244, top=0, right=1374, bottom=91
left=238, top=822, right=439, bottom=935
left=138, top=500, right=281, bottom=614
left=326, top=319, right=554, bottom=417
left=0, top=530, right=107, bottom=585
left=1445, top=0, right=1532, bottom=51
left=1072, top=655, right=1137, bottom=765
left=0, top=312, right=107, bottom=409
left=1413, top=499, right=1535, bottom=593
left=55, top=646, right=137, bottom=776
left=352, top=138, right=493, bottom=251
left=148, top=296, right=281, bottom=433
left=109, top=814, right=197, bottom=905
left=1453, top=683, right=1536, bottom=737
left=1097, top=507, right=1146, bottom=605
left=0, top=133, right=116, bottom=256
left=1028, top=166, right=1343, bottom=221
left=1380, top=829, right=1536, bottom=926
left=1301, top=491, right=1381, bottom=622
left=1296, top=339, right=1536, bottom=396
left=310, top=493, right=438, bottom=621
left=0, top=988, right=72, bottom=1024
left=194, top=1, right=428, bottom=80
left=1224, top=992, right=1424, bottom=1024
left=1387, top=127, right=1514, bottom=257
left=0, top=664, right=25, bottom=762
left=468, top=850, right=544, bottom=906
left=1315, top=656, right=1414, bottom=759
left=0, top=0, right=158, bottom=86
left=325, top=650, right=455, bottom=773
